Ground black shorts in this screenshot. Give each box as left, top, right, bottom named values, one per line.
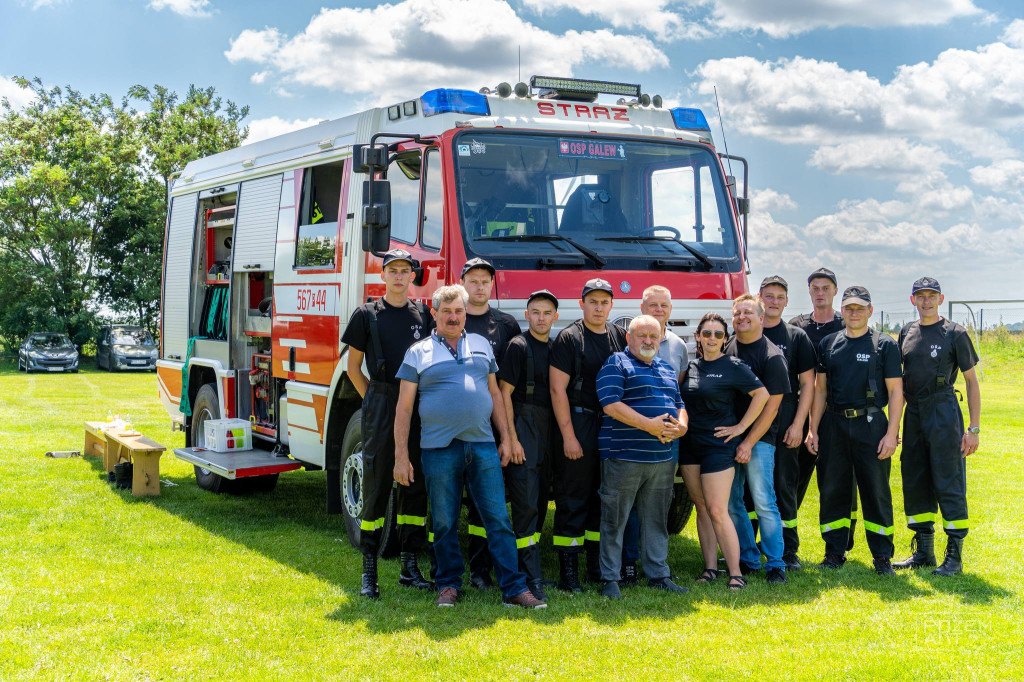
left=681, top=434, right=736, bottom=475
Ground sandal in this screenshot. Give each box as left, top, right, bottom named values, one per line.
left=728, top=575, right=747, bottom=590
left=695, top=569, right=720, bottom=583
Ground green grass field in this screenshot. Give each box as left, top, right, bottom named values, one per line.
left=1, top=336, right=1022, bottom=680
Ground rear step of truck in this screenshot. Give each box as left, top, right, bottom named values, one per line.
left=174, top=448, right=302, bottom=479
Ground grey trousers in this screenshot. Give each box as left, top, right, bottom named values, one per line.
left=599, top=457, right=675, bottom=582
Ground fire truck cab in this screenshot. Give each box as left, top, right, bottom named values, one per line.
left=159, top=76, right=750, bottom=545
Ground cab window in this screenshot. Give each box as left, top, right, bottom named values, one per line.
left=296, top=162, right=342, bottom=268
left=388, top=152, right=421, bottom=245
left=421, top=149, right=443, bottom=250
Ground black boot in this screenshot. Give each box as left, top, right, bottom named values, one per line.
left=620, top=561, right=639, bottom=586
left=585, top=542, right=602, bottom=583
left=932, top=536, right=963, bottom=577
left=427, top=543, right=438, bottom=582
left=398, top=552, right=434, bottom=590
left=558, top=552, right=583, bottom=593
left=528, top=579, right=549, bottom=602
left=893, top=531, right=936, bottom=570
left=360, top=554, right=380, bottom=599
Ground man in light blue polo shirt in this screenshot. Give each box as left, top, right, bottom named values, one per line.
left=393, top=284, right=545, bottom=610
left=595, top=315, right=689, bottom=599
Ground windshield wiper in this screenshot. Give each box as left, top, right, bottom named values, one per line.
left=595, top=235, right=715, bottom=270
left=476, top=234, right=607, bottom=267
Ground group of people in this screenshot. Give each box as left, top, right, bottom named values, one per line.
left=344, top=252, right=981, bottom=608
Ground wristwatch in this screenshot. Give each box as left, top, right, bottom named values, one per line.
left=967, top=426, right=981, bottom=435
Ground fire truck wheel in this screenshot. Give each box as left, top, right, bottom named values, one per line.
left=190, top=383, right=235, bottom=494
left=340, top=410, right=366, bottom=550
left=666, top=480, right=695, bottom=535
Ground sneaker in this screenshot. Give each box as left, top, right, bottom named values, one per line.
left=527, top=579, right=549, bottom=602
left=873, top=557, right=896, bottom=576
left=602, top=581, right=623, bottom=600
left=648, top=577, right=689, bottom=593
left=503, top=590, right=548, bottom=609
left=740, top=562, right=761, bottom=576
left=765, top=567, right=787, bottom=584
left=436, top=587, right=459, bottom=607
left=819, top=553, right=847, bottom=570
left=782, top=553, right=802, bottom=571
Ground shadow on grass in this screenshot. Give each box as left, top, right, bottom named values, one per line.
left=79, top=454, right=1011, bottom=640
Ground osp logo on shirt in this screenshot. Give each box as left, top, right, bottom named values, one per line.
left=856, top=353, right=871, bottom=362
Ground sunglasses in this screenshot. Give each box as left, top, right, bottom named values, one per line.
left=699, top=329, right=726, bottom=339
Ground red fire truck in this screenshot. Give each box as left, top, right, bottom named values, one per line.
left=158, top=76, right=750, bottom=547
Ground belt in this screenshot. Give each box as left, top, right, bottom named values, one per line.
left=571, top=406, right=597, bottom=415
left=827, top=405, right=882, bottom=419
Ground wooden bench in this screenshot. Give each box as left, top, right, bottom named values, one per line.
left=84, top=421, right=111, bottom=459
left=106, top=431, right=167, bottom=497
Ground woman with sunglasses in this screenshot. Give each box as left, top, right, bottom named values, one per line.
left=680, top=312, right=770, bottom=590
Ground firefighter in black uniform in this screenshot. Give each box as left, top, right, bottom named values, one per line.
left=789, top=267, right=861, bottom=548
left=806, top=286, right=904, bottom=575
left=460, top=257, right=524, bottom=590
left=894, top=277, right=980, bottom=576
left=758, top=276, right=817, bottom=570
left=550, top=279, right=627, bottom=591
left=342, top=249, right=433, bottom=599
left=498, top=289, right=561, bottom=601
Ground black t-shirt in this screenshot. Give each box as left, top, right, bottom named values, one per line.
left=817, top=331, right=902, bottom=409
left=465, top=307, right=522, bottom=366
left=550, top=320, right=628, bottom=411
left=789, top=311, right=845, bottom=361
left=341, top=298, right=432, bottom=384
left=499, top=332, right=553, bottom=408
left=899, top=319, right=978, bottom=400
left=763, top=322, right=817, bottom=397
left=723, top=335, right=791, bottom=444
left=680, top=356, right=764, bottom=444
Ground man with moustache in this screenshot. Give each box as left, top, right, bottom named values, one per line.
left=758, top=276, right=817, bottom=570
left=460, top=257, right=523, bottom=590
left=596, top=315, right=689, bottom=600
left=549, top=278, right=628, bottom=591
left=498, top=289, right=561, bottom=600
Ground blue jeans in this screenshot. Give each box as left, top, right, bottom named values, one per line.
left=728, top=441, right=785, bottom=570
left=421, top=439, right=528, bottom=598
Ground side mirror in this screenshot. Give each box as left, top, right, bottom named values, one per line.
left=353, top=143, right=389, bottom=174
left=361, top=179, right=392, bottom=254
left=735, top=197, right=750, bottom=216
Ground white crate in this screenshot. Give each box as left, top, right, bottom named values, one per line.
left=203, top=418, right=252, bottom=452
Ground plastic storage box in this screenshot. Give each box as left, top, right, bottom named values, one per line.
left=203, top=418, right=252, bottom=452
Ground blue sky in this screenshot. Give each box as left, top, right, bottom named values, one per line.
left=3, top=0, right=1023, bottom=318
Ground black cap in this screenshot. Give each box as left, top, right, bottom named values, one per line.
left=807, top=267, right=838, bottom=287
left=461, top=257, right=496, bottom=279
left=581, top=278, right=614, bottom=299
left=759, top=275, right=789, bottom=291
left=527, top=289, right=559, bottom=309
left=382, top=248, right=417, bottom=268
left=841, top=285, right=871, bottom=306
left=912, top=277, right=941, bottom=295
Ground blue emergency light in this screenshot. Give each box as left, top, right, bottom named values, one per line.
left=670, top=107, right=711, bottom=132
left=420, top=89, right=491, bottom=117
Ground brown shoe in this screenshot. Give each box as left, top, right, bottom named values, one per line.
left=503, top=590, right=548, bottom=609
left=436, top=587, right=459, bottom=607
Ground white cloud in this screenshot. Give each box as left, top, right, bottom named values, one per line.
left=810, top=138, right=953, bottom=176
left=969, top=159, right=1024, bottom=194
left=521, top=0, right=712, bottom=40
left=148, top=0, right=211, bottom=17
left=1001, top=18, right=1024, bottom=47
left=243, top=116, right=324, bottom=145
left=753, top=188, right=797, bottom=213
left=249, top=71, right=268, bottom=85
left=706, top=0, right=984, bottom=38
left=0, top=75, right=35, bottom=110
left=29, top=0, right=68, bottom=8
left=225, top=0, right=667, bottom=103
left=696, top=26, right=1024, bottom=158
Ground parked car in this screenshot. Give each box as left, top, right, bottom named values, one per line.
left=18, top=332, right=80, bottom=372
left=96, top=325, right=158, bottom=372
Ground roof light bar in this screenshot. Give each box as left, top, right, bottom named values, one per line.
left=421, top=89, right=490, bottom=117
left=670, top=107, right=711, bottom=132
left=530, top=76, right=641, bottom=98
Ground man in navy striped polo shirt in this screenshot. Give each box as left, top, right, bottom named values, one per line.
left=595, top=315, right=689, bottom=599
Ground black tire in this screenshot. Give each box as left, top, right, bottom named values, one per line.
left=190, top=383, right=232, bottom=494
left=667, top=480, right=695, bottom=535
left=238, top=473, right=279, bottom=494
left=339, top=409, right=399, bottom=557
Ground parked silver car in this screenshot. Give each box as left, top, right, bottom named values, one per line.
left=96, top=325, right=158, bottom=371
left=18, top=332, right=80, bottom=372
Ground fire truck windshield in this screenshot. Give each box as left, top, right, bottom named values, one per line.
left=454, top=131, right=741, bottom=272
